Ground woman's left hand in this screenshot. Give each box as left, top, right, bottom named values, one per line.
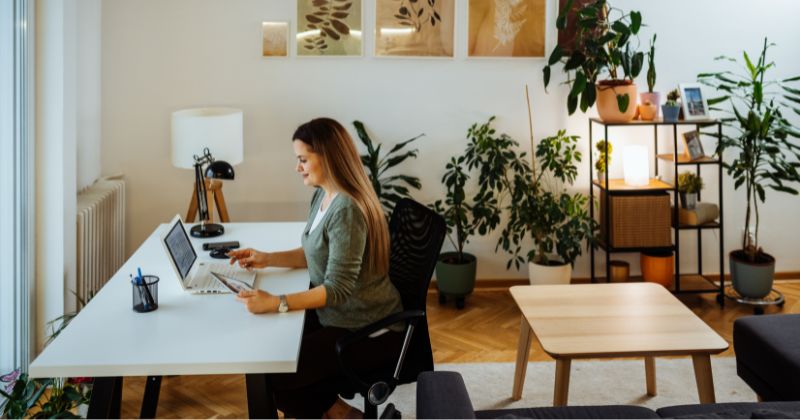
left=235, top=289, right=279, bottom=314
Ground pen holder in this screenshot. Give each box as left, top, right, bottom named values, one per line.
left=132, top=275, right=159, bottom=313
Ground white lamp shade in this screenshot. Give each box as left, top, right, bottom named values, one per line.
left=171, top=108, right=244, bottom=169
left=622, top=145, right=649, bottom=187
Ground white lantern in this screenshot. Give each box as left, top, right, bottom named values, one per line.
left=622, top=145, right=649, bottom=187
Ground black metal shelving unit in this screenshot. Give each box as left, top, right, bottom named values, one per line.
left=589, top=118, right=725, bottom=306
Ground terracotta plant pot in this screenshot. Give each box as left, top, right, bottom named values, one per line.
left=640, top=92, right=661, bottom=119
left=640, top=250, right=674, bottom=288
left=596, top=81, right=638, bottom=123
left=638, top=102, right=658, bottom=121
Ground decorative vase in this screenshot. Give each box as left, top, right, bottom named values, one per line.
left=662, top=105, right=680, bottom=122
left=638, top=102, right=658, bottom=121
left=640, top=92, right=661, bottom=119
left=596, top=81, right=638, bottom=123
left=435, top=252, right=477, bottom=309
left=640, top=250, right=674, bottom=288
left=528, top=260, right=571, bottom=285
left=730, top=250, right=775, bottom=299
left=679, top=192, right=698, bottom=209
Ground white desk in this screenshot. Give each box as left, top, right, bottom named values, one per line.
left=29, top=222, right=310, bottom=418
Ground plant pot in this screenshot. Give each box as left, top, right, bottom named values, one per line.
left=528, top=260, right=571, bottom=285
left=609, top=260, right=630, bottom=282
left=662, top=105, right=680, bottom=122
left=640, top=92, right=661, bottom=119
left=638, top=102, right=658, bottom=121
left=730, top=250, right=775, bottom=299
left=679, top=192, right=698, bottom=209
left=596, top=169, right=606, bottom=182
left=435, top=252, right=477, bottom=298
left=640, top=250, right=674, bottom=288
left=596, top=81, right=638, bottom=123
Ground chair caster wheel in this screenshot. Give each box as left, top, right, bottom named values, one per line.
left=754, top=306, right=765, bottom=315
left=456, top=297, right=465, bottom=310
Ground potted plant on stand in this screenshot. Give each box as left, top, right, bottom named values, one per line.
left=639, top=34, right=659, bottom=121
left=595, top=139, right=612, bottom=181
left=677, top=171, right=703, bottom=209
left=662, top=89, right=681, bottom=122
left=543, top=0, right=645, bottom=123
left=699, top=38, right=800, bottom=299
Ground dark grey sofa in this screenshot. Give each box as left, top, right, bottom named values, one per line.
left=417, top=371, right=800, bottom=419
left=734, top=314, right=800, bottom=401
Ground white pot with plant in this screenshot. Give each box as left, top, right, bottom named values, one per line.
left=595, top=139, right=612, bottom=182
left=639, top=35, right=660, bottom=121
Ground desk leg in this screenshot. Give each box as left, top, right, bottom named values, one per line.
left=87, top=376, right=122, bottom=419
left=692, top=354, right=716, bottom=403
left=553, top=358, right=571, bottom=407
left=246, top=373, right=278, bottom=419
left=140, top=375, right=162, bottom=418
left=645, top=357, right=657, bottom=396
left=512, top=316, right=533, bottom=400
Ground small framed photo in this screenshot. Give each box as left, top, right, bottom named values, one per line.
left=262, top=21, right=289, bottom=57
left=682, top=130, right=706, bottom=161
left=679, top=83, right=711, bottom=121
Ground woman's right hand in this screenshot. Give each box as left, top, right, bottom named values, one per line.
left=228, top=248, right=268, bottom=271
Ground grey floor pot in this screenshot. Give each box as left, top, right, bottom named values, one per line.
left=730, top=250, right=775, bottom=299
left=435, top=252, right=477, bottom=309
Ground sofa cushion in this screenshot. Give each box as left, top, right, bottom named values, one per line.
left=657, top=401, right=800, bottom=419
left=734, top=314, right=800, bottom=400
left=476, top=405, right=659, bottom=419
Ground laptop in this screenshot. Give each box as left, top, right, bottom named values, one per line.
left=161, top=215, right=256, bottom=294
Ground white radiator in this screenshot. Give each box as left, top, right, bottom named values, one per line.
left=75, top=176, right=125, bottom=309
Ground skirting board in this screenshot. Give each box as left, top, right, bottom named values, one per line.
left=429, top=272, right=800, bottom=291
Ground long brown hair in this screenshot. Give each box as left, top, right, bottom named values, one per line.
left=293, top=118, right=390, bottom=275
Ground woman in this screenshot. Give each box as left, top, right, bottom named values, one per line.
left=227, top=118, right=404, bottom=418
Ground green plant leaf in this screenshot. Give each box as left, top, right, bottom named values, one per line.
left=630, top=11, right=642, bottom=34
left=616, top=93, right=630, bottom=113
left=543, top=66, right=551, bottom=89
left=567, top=93, right=579, bottom=115
left=548, top=44, right=563, bottom=66
left=570, top=71, right=587, bottom=97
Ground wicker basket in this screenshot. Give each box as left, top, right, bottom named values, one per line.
left=600, top=192, right=671, bottom=248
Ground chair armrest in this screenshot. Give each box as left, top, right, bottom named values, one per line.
left=416, top=371, right=476, bottom=419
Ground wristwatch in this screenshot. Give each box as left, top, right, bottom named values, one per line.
left=278, top=295, right=289, bottom=313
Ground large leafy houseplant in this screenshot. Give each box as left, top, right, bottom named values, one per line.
left=354, top=121, right=424, bottom=215
left=699, top=38, right=800, bottom=297
left=543, top=0, right=644, bottom=116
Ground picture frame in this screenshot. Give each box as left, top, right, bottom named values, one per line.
left=468, top=0, right=545, bottom=58
left=296, top=0, right=363, bottom=57
left=375, top=0, right=455, bottom=57
left=682, top=130, right=706, bottom=161
left=262, top=21, right=289, bottom=57
left=679, top=83, right=711, bottom=121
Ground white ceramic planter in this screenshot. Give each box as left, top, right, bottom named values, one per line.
left=528, top=261, right=572, bottom=285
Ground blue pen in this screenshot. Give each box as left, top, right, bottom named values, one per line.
left=137, top=267, right=144, bottom=284
left=137, top=267, right=156, bottom=310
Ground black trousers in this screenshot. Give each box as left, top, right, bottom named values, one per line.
left=269, top=310, right=403, bottom=418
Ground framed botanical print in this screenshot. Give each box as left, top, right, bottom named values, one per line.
left=297, top=0, right=362, bottom=56
left=468, top=0, right=545, bottom=57
left=375, top=0, right=455, bottom=57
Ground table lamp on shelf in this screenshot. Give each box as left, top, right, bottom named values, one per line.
left=622, top=145, right=649, bottom=187
left=171, top=107, right=243, bottom=238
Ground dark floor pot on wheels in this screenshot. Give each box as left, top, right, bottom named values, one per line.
left=435, top=252, right=476, bottom=310
left=730, top=250, right=775, bottom=299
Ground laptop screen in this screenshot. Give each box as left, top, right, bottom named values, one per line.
left=164, top=219, right=197, bottom=281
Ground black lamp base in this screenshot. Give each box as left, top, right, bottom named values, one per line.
left=190, top=223, right=225, bottom=238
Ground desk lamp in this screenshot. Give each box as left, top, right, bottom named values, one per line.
left=171, top=108, right=243, bottom=237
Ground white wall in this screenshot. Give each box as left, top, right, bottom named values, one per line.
left=100, top=0, right=800, bottom=280
left=36, top=0, right=101, bottom=351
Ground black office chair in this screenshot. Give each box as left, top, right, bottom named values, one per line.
left=335, top=198, right=446, bottom=419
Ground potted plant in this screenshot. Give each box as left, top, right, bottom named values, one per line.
left=662, top=89, right=681, bottom=122
left=543, top=0, right=644, bottom=123
left=354, top=120, right=425, bottom=215
left=595, top=139, right=612, bottom=181
left=699, top=38, right=800, bottom=299
left=639, top=34, right=660, bottom=120
left=677, top=171, right=703, bottom=209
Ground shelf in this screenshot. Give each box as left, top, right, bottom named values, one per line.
left=596, top=240, right=674, bottom=253
left=657, top=154, right=721, bottom=165
left=673, top=221, right=721, bottom=230
left=670, top=275, right=720, bottom=294
left=593, top=178, right=674, bottom=192
left=590, top=117, right=720, bottom=127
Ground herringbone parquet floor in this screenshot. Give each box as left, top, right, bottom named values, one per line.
left=120, top=281, right=800, bottom=418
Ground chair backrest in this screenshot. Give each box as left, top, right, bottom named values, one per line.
left=388, top=198, right=446, bottom=312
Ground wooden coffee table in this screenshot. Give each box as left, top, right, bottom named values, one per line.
left=510, top=282, right=729, bottom=406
